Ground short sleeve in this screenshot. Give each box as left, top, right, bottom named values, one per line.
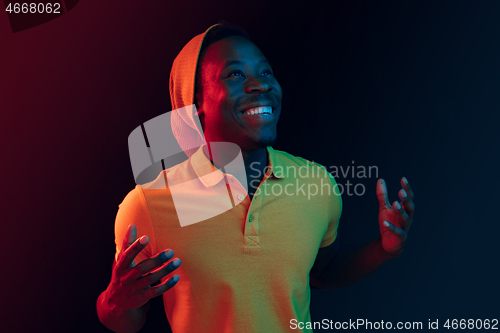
left=114, top=185, right=156, bottom=265
left=319, top=170, right=343, bottom=248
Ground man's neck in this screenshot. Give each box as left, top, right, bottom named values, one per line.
left=202, top=143, right=269, bottom=196
left=203, top=143, right=268, bottom=171
left=237, top=147, right=269, bottom=199
left=241, top=147, right=268, bottom=181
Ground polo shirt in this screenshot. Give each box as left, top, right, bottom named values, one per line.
left=114, top=145, right=343, bottom=333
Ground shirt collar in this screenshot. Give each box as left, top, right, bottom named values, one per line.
left=191, top=145, right=287, bottom=188
left=266, top=146, right=287, bottom=179
left=190, top=146, right=224, bottom=187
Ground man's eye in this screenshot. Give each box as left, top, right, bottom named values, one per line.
left=262, top=70, right=273, bottom=76
left=228, top=70, right=244, bottom=77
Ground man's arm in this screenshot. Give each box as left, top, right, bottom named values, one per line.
left=97, top=225, right=181, bottom=333
left=310, top=177, right=415, bottom=290
left=309, top=237, right=399, bottom=290
left=97, top=288, right=150, bottom=333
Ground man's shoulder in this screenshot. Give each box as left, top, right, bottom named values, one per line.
left=271, top=148, right=331, bottom=176
left=138, top=157, right=192, bottom=190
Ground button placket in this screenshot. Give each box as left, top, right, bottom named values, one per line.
left=244, top=211, right=260, bottom=247
left=242, top=171, right=268, bottom=248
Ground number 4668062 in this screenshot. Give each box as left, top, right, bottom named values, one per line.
left=5, top=2, right=61, bottom=14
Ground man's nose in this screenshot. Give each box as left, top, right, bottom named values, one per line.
left=244, top=76, right=271, bottom=93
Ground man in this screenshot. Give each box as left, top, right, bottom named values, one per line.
left=97, top=22, right=415, bottom=333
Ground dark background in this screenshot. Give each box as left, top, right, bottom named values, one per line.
left=1, top=0, right=499, bottom=332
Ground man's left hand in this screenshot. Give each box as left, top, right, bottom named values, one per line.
left=376, top=177, right=415, bottom=256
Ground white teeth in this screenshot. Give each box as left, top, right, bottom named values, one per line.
left=242, top=106, right=273, bottom=115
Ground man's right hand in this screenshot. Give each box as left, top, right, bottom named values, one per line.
left=102, top=224, right=181, bottom=317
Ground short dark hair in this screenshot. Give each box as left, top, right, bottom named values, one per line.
left=194, top=21, right=250, bottom=107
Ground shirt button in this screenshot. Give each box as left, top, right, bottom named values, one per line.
left=237, top=194, right=245, bottom=201
left=248, top=215, right=253, bottom=222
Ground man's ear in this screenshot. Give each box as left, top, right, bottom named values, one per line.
left=194, top=104, right=205, bottom=133
left=194, top=89, right=203, bottom=113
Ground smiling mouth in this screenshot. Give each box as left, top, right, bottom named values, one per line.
left=240, top=106, right=273, bottom=116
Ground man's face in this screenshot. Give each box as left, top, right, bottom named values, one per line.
left=195, top=36, right=282, bottom=151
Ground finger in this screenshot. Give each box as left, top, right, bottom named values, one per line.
left=383, top=221, right=408, bottom=240
left=400, top=177, right=415, bottom=201
left=116, top=235, right=149, bottom=272
left=143, top=274, right=180, bottom=300
left=115, top=224, right=138, bottom=270
left=376, top=179, right=391, bottom=210
left=136, top=258, right=181, bottom=290
left=129, top=249, right=175, bottom=279
left=398, top=188, right=415, bottom=221
left=393, top=201, right=410, bottom=230
left=121, top=224, right=137, bottom=252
